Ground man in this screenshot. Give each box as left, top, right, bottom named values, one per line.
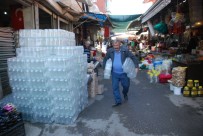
left=83, top=40, right=91, bottom=63
left=103, top=40, right=139, bottom=107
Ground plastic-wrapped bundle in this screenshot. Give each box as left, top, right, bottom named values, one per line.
left=161, top=59, right=172, bottom=74
left=122, top=58, right=136, bottom=79
left=171, top=67, right=187, bottom=87
left=19, top=29, right=75, bottom=47
left=16, top=47, right=51, bottom=58
left=8, top=29, right=88, bottom=125
left=104, top=59, right=112, bottom=79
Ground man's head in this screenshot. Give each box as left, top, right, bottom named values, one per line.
left=85, top=40, right=91, bottom=47
left=112, top=40, right=121, bottom=51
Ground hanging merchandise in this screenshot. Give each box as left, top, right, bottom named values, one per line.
left=171, top=23, right=185, bottom=35
left=173, top=12, right=185, bottom=23
left=154, top=22, right=168, bottom=34
left=104, top=26, right=110, bottom=38
left=168, top=4, right=186, bottom=35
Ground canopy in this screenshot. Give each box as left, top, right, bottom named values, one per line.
left=141, top=0, right=171, bottom=23
left=82, top=12, right=108, bottom=26
left=108, top=14, right=142, bottom=33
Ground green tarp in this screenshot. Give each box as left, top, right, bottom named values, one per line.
left=108, top=14, right=142, bottom=33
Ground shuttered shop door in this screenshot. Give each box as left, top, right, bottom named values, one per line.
left=0, top=27, right=16, bottom=95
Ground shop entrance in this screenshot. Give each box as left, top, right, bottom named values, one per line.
left=39, top=8, right=52, bottom=29
left=0, top=0, right=23, bottom=28
left=0, top=0, right=23, bottom=97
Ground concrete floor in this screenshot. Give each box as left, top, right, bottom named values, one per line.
left=22, top=69, right=203, bottom=136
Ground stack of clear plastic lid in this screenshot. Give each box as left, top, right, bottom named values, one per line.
left=8, top=29, right=88, bottom=124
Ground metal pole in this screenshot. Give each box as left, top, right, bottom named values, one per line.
left=0, top=76, right=3, bottom=99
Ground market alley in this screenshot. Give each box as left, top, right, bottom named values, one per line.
left=24, top=69, right=203, bottom=136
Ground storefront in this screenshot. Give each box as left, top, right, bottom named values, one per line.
left=0, top=0, right=26, bottom=99
left=0, top=0, right=82, bottom=98
left=140, top=0, right=203, bottom=95
left=74, top=12, right=111, bottom=47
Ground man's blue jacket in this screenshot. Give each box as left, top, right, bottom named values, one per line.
left=103, top=46, right=139, bottom=69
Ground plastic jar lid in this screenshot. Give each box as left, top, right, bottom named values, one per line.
left=188, top=79, right=193, bottom=82
left=192, top=87, right=197, bottom=90
left=184, top=86, right=189, bottom=90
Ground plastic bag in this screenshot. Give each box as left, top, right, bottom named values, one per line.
left=123, top=58, right=137, bottom=79
left=171, top=67, right=187, bottom=87
left=104, top=59, right=112, bottom=79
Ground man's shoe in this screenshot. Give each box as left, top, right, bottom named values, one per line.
left=112, top=103, right=121, bottom=107
left=124, top=95, right=128, bottom=101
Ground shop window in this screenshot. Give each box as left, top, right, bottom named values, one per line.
left=60, top=21, right=72, bottom=31
left=39, top=8, right=51, bottom=29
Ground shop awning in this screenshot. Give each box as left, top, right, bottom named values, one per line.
left=74, top=12, right=111, bottom=29
left=81, top=12, right=108, bottom=26
left=127, top=17, right=142, bottom=31
left=141, top=0, right=171, bottom=23
left=109, top=14, right=142, bottom=33
left=82, top=12, right=107, bottom=22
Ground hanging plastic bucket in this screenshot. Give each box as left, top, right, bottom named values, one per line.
left=173, top=86, right=182, bottom=95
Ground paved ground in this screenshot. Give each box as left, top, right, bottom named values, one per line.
left=22, top=69, right=203, bottom=136
left=1, top=69, right=202, bottom=136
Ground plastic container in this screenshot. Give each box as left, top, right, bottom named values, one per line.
left=170, top=83, right=174, bottom=91
left=187, top=79, right=193, bottom=88
left=194, top=80, right=199, bottom=87
left=183, top=86, right=190, bottom=97
left=159, top=74, right=172, bottom=83
left=191, top=87, right=198, bottom=97
left=198, top=86, right=203, bottom=97
left=173, top=86, right=182, bottom=95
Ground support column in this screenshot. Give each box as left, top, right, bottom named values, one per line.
left=23, top=6, right=35, bottom=29
left=34, top=2, right=39, bottom=29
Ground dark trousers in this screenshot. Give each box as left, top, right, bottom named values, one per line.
left=112, top=72, right=130, bottom=103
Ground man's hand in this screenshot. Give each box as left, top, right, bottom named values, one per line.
left=95, top=57, right=103, bottom=62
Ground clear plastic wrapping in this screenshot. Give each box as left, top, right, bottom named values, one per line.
left=7, top=29, right=88, bottom=124
left=123, top=58, right=136, bottom=79
left=104, top=59, right=112, bottom=79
